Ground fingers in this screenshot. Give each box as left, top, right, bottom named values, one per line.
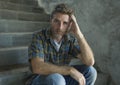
left=70, top=67, right=86, bottom=85
left=79, top=75, right=86, bottom=85
left=70, top=14, right=77, bottom=23
left=80, top=76, right=86, bottom=85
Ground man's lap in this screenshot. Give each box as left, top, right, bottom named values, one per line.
left=25, top=65, right=97, bottom=85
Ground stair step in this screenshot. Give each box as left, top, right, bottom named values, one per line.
left=0, top=9, right=50, bottom=21
left=0, top=0, right=37, bottom=6
left=0, top=64, right=29, bottom=74
left=0, top=64, right=31, bottom=85
left=0, top=19, right=50, bottom=32
left=0, top=46, right=28, bottom=66
left=0, top=32, right=33, bottom=47
left=0, top=1, right=45, bottom=13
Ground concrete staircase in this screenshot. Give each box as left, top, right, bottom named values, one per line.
left=0, top=0, right=49, bottom=85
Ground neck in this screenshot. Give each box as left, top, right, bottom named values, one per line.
left=52, top=34, right=63, bottom=43
left=50, top=28, right=64, bottom=43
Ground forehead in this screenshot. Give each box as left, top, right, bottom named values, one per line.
left=52, top=13, right=70, bottom=22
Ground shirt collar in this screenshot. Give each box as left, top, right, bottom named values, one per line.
left=45, top=28, right=52, bottom=40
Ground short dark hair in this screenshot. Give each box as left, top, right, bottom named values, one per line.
left=51, top=3, right=73, bottom=19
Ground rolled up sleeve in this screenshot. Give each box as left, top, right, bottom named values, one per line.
left=28, top=33, right=44, bottom=61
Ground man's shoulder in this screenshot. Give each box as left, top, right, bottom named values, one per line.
left=34, top=28, right=47, bottom=35
left=67, top=34, right=76, bottom=41
left=32, top=28, right=49, bottom=40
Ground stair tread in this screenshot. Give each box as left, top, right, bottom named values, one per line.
left=0, top=19, right=49, bottom=23
left=0, top=9, right=47, bottom=15
left=0, top=32, right=33, bottom=35
left=0, top=0, right=37, bottom=6
left=0, top=46, right=28, bottom=51
left=0, top=32, right=33, bottom=47
left=0, top=9, right=50, bottom=21
left=0, top=1, right=38, bottom=8
left=0, top=1, right=45, bottom=13
left=0, top=19, right=49, bottom=32
left=0, top=64, right=30, bottom=75
left=0, top=46, right=29, bottom=66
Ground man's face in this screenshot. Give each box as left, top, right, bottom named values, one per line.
left=50, top=13, right=70, bottom=37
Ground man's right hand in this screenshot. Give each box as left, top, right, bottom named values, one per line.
left=70, top=67, right=86, bottom=85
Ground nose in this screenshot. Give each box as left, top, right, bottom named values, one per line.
left=59, top=22, right=63, bottom=30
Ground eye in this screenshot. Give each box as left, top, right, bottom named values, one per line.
left=63, top=22, right=69, bottom=25
left=53, top=19, right=59, bottom=23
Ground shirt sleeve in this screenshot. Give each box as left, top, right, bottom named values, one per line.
left=69, top=38, right=81, bottom=58
left=28, top=33, right=44, bottom=61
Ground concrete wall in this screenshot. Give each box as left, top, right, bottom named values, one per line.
left=37, top=0, right=120, bottom=85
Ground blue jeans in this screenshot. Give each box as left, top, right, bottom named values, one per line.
left=26, top=65, right=97, bottom=85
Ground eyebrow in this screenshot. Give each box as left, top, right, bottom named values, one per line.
left=54, top=18, right=69, bottom=23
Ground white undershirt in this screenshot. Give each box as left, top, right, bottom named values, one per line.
left=53, top=40, right=62, bottom=52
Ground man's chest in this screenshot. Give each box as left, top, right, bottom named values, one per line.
left=43, top=41, right=72, bottom=65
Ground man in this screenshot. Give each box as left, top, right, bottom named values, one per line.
left=27, top=3, right=97, bottom=85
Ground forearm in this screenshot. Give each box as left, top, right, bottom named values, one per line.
left=76, top=31, right=95, bottom=66
left=70, top=15, right=94, bottom=66
left=31, top=59, right=72, bottom=75
left=31, top=57, right=85, bottom=84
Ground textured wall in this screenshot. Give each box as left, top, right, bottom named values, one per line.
left=37, top=0, right=120, bottom=85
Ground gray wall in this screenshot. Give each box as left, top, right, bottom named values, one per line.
left=37, top=0, right=120, bottom=85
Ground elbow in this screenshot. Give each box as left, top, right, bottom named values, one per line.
left=32, top=69, right=40, bottom=74
left=87, top=53, right=95, bottom=66
left=88, top=59, right=95, bottom=66
left=85, top=58, right=95, bottom=66
left=85, top=61, right=94, bottom=66
left=83, top=55, right=95, bottom=66
left=31, top=66, right=43, bottom=74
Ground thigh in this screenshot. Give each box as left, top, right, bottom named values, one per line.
left=25, top=74, right=46, bottom=85
left=63, top=75, right=78, bottom=85
left=26, top=73, right=66, bottom=85
left=73, top=64, right=90, bottom=74
left=46, top=73, right=66, bottom=85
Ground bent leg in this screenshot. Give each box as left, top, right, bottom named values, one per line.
left=46, top=73, right=66, bottom=85
left=26, top=73, right=66, bottom=85
left=74, top=65, right=97, bottom=85
left=63, top=65, right=97, bottom=85
left=25, top=74, right=44, bottom=85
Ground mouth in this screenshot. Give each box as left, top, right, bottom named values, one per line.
left=55, top=30, right=63, bottom=33
left=57, top=30, right=67, bottom=33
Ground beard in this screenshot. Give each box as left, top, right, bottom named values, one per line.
left=55, top=29, right=67, bottom=35
left=50, top=26, right=68, bottom=41
left=52, top=32, right=63, bottom=40
left=51, top=30, right=67, bottom=41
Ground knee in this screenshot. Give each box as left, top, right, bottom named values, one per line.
left=46, top=73, right=66, bottom=85
left=88, top=66, right=97, bottom=79
left=86, top=66, right=97, bottom=83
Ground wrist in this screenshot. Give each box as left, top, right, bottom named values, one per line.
left=69, top=67, right=83, bottom=82
left=76, top=32, right=84, bottom=39
left=59, top=66, right=73, bottom=75
left=69, top=67, right=75, bottom=75
left=69, top=67, right=79, bottom=75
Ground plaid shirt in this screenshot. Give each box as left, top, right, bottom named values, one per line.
left=28, top=28, right=80, bottom=65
